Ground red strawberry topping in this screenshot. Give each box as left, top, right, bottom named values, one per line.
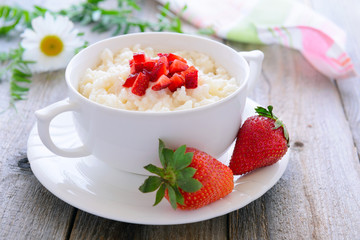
left=168, top=73, right=185, bottom=92
left=134, top=62, right=144, bottom=73
left=166, top=53, right=187, bottom=63
left=169, top=59, right=189, bottom=74
left=183, top=66, right=198, bottom=89
left=133, top=52, right=146, bottom=63
left=124, top=52, right=199, bottom=95
left=122, top=73, right=138, bottom=88
left=143, top=59, right=156, bottom=71
left=150, top=61, right=169, bottom=82
left=151, top=75, right=172, bottom=91
left=131, top=72, right=149, bottom=96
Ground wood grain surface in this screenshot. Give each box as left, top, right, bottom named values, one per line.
left=0, top=0, right=359, bottom=239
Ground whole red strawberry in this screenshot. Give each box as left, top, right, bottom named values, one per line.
left=229, top=106, right=289, bottom=175
left=139, top=140, right=234, bottom=210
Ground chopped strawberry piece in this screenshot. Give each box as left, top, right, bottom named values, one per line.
left=130, top=63, right=136, bottom=74
left=169, top=59, right=189, bottom=74
left=158, top=56, right=169, bottom=68
left=182, top=65, right=197, bottom=76
left=152, top=75, right=172, bottom=91
left=167, top=53, right=187, bottom=64
left=185, top=72, right=198, bottom=89
left=129, top=59, right=134, bottom=66
left=133, top=52, right=146, bottom=63
left=131, top=72, right=149, bottom=96
left=150, top=62, right=169, bottom=82
left=143, top=59, right=156, bottom=71
left=123, top=73, right=139, bottom=88
left=184, top=66, right=198, bottom=89
left=134, top=62, right=144, bottom=72
left=168, top=73, right=185, bottom=92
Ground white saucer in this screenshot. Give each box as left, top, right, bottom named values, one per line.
left=27, top=98, right=289, bottom=225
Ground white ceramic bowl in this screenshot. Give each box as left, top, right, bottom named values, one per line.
left=35, top=32, right=263, bottom=174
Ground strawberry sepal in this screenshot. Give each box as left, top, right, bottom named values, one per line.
left=138, top=139, right=203, bottom=210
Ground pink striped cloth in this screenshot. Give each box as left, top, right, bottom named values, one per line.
left=157, top=0, right=356, bottom=79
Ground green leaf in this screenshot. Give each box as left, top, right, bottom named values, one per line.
left=139, top=176, right=162, bottom=193
left=173, top=185, right=184, bottom=205
left=274, top=119, right=282, bottom=129
left=255, top=105, right=277, bottom=120
left=176, top=152, right=193, bottom=170
left=13, top=68, right=31, bottom=77
left=120, top=0, right=141, bottom=10
left=158, top=139, right=166, bottom=167
left=283, top=125, right=290, bottom=144
left=177, top=177, right=202, bottom=193
left=11, top=82, right=29, bottom=92
left=80, top=14, right=92, bottom=25
left=163, top=148, right=174, bottom=168
left=101, top=9, right=120, bottom=15
left=13, top=75, right=31, bottom=83
left=153, top=183, right=166, bottom=206
left=178, top=167, right=197, bottom=179
left=167, top=185, right=178, bottom=209
left=33, top=6, right=47, bottom=14
left=143, top=164, right=164, bottom=177
left=268, top=105, right=273, bottom=113
left=173, top=144, right=187, bottom=170
left=113, top=24, right=123, bottom=36
left=274, top=119, right=290, bottom=144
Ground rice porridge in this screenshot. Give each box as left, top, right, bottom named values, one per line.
left=78, top=45, right=239, bottom=112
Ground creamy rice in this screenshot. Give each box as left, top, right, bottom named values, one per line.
left=78, top=45, right=239, bottom=112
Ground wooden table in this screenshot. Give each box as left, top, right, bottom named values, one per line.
left=1, top=0, right=360, bottom=239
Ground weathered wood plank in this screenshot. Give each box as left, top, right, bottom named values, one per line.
left=69, top=211, right=227, bottom=240
left=227, top=39, right=360, bottom=239
left=0, top=69, right=76, bottom=239
left=0, top=1, right=83, bottom=239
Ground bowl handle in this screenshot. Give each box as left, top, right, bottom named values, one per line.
left=238, top=50, right=264, bottom=92
left=35, top=98, right=91, bottom=158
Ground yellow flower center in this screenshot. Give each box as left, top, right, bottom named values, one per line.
left=40, top=35, right=64, bottom=56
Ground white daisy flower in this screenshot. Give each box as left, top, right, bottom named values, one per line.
left=21, top=12, right=85, bottom=73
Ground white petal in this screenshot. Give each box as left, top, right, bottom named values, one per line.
left=23, top=48, right=41, bottom=62
left=21, top=28, right=36, bottom=39
left=31, top=16, right=47, bottom=36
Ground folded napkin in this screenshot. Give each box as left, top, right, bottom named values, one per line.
left=157, top=0, right=356, bottom=79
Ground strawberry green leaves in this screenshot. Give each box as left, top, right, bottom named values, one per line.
left=139, top=176, right=162, bottom=193
left=255, top=105, right=289, bottom=144
left=139, top=139, right=202, bottom=209
left=255, top=105, right=275, bottom=119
